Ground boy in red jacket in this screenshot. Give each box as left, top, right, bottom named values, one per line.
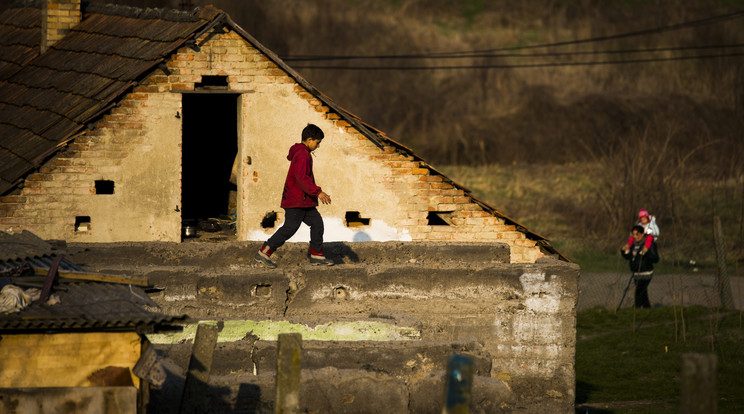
left=255, top=124, right=333, bottom=268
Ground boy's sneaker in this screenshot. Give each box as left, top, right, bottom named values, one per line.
left=255, top=248, right=277, bottom=268
left=309, top=253, right=334, bottom=266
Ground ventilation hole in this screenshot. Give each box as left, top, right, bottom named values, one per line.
left=333, top=286, right=348, bottom=299
left=94, top=180, right=115, bottom=194
left=74, top=216, right=91, bottom=232
left=195, top=75, right=228, bottom=89
left=254, top=284, right=272, bottom=297
left=345, top=211, right=370, bottom=227
left=427, top=211, right=453, bottom=226
left=261, top=211, right=278, bottom=228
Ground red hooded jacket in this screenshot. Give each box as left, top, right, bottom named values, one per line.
left=280, top=143, right=322, bottom=208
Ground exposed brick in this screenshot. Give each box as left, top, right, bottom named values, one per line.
left=26, top=174, right=53, bottom=181
left=499, top=232, right=523, bottom=240
left=430, top=182, right=453, bottom=189
left=170, top=83, right=194, bottom=91
left=433, top=196, right=453, bottom=204
left=0, top=195, right=25, bottom=204
left=439, top=189, right=464, bottom=197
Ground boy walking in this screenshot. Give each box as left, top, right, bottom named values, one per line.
left=255, top=124, right=334, bottom=268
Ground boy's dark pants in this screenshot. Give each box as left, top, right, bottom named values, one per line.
left=266, top=207, right=324, bottom=253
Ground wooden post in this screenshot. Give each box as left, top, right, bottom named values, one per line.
left=275, top=333, right=302, bottom=414
left=680, top=353, right=717, bottom=414
left=442, top=354, right=474, bottom=414
left=714, top=216, right=735, bottom=308
left=179, top=323, right=219, bottom=414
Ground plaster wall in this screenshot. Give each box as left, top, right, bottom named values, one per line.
left=0, top=91, right=182, bottom=242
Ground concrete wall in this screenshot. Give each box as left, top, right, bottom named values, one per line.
left=0, top=27, right=544, bottom=262
left=67, top=241, right=579, bottom=412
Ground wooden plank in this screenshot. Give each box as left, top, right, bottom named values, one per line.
left=179, top=323, right=219, bottom=414
left=275, top=333, right=302, bottom=414
left=32, top=267, right=149, bottom=286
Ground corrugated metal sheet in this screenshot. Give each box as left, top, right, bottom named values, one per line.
left=0, top=230, right=188, bottom=332
left=0, top=3, right=220, bottom=196
left=0, top=230, right=85, bottom=272
left=0, top=281, right=187, bottom=332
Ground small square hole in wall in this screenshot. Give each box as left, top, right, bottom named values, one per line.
left=254, top=284, right=272, bottom=297
left=345, top=211, right=370, bottom=227
left=427, top=211, right=453, bottom=226
left=195, top=75, right=228, bottom=89
left=95, top=180, right=115, bottom=194
left=75, top=216, right=91, bottom=232
left=261, top=211, right=278, bottom=228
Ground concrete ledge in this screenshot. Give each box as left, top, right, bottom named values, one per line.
left=66, top=240, right=511, bottom=270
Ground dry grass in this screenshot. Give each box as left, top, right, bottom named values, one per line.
left=441, top=163, right=744, bottom=271
left=215, top=0, right=744, bottom=170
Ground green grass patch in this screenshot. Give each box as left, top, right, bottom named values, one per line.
left=576, top=306, right=744, bottom=413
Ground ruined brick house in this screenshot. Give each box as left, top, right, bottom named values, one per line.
left=0, top=0, right=563, bottom=264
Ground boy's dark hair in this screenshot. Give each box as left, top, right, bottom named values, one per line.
left=632, top=225, right=645, bottom=234
left=301, top=124, right=324, bottom=141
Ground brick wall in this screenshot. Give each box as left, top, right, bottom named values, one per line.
left=41, top=0, right=81, bottom=53
left=0, top=28, right=544, bottom=262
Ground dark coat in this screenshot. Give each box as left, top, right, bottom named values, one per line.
left=621, top=235, right=659, bottom=273
left=280, top=143, right=322, bottom=209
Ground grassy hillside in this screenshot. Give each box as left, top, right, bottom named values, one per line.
left=440, top=163, right=744, bottom=272
left=219, top=0, right=744, bottom=165
left=219, top=0, right=744, bottom=265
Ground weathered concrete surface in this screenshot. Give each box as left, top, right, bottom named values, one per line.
left=63, top=241, right=578, bottom=413
left=158, top=340, right=492, bottom=378
left=0, top=387, right=137, bottom=414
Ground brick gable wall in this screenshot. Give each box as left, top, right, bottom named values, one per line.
left=0, top=29, right=542, bottom=263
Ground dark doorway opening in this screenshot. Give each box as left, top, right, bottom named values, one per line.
left=181, top=93, right=238, bottom=223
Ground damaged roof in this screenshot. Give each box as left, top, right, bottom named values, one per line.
left=0, top=230, right=187, bottom=333
left=0, top=1, right=562, bottom=258
left=0, top=0, right=220, bottom=196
